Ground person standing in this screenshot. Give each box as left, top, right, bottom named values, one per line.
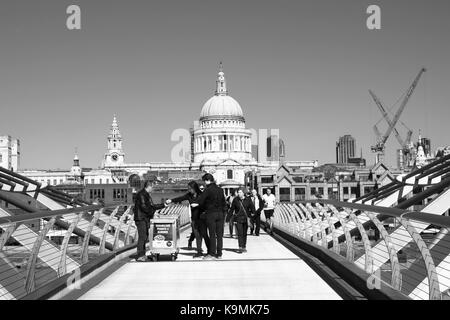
left=225, top=189, right=237, bottom=238
left=262, top=188, right=276, bottom=234
left=249, top=189, right=263, bottom=236
left=228, top=189, right=256, bottom=253
left=133, top=181, right=166, bottom=262
left=191, top=173, right=227, bottom=260
left=166, top=181, right=210, bottom=258
left=185, top=184, right=206, bottom=248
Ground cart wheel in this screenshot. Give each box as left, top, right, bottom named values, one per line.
left=152, top=255, right=158, bottom=262
left=171, top=255, right=177, bottom=261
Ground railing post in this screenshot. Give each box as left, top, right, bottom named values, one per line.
left=124, top=215, right=135, bottom=246
left=0, top=223, right=18, bottom=251
left=290, top=204, right=305, bottom=238
left=298, top=203, right=319, bottom=244
left=364, top=211, right=402, bottom=291
left=315, top=204, right=340, bottom=254
left=286, top=204, right=302, bottom=238
left=80, top=209, right=103, bottom=264
left=98, top=206, right=120, bottom=255
left=58, top=213, right=83, bottom=276
left=397, top=217, right=442, bottom=300
left=307, top=203, right=329, bottom=248
left=25, top=216, right=57, bottom=293
left=327, top=205, right=354, bottom=261
left=345, top=208, right=373, bottom=274
left=112, top=206, right=133, bottom=250
left=294, top=204, right=309, bottom=239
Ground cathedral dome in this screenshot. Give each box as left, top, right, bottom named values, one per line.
left=199, top=62, right=244, bottom=121
left=200, top=95, right=243, bottom=120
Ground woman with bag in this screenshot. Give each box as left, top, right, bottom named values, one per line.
left=227, top=189, right=256, bottom=253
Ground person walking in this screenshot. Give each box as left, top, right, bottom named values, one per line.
left=191, top=173, right=227, bottom=260
left=228, top=189, right=256, bottom=253
left=249, top=189, right=263, bottom=236
left=262, top=188, right=276, bottom=234
left=166, top=181, right=210, bottom=258
left=225, top=189, right=237, bottom=238
left=133, top=181, right=166, bottom=262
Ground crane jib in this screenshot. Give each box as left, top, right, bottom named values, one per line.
left=370, top=68, right=427, bottom=157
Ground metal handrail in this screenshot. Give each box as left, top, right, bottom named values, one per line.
left=0, top=203, right=128, bottom=224
left=306, top=199, right=450, bottom=229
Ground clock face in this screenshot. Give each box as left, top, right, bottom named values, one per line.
left=111, top=153, right=119, bottom=161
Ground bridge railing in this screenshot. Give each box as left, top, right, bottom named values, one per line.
left=0, top=201, right=189, bottom=300
left=270, top=199, right=450, bottom=300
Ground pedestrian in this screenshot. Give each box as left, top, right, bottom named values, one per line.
left=184, top=184, right=206, bottom=248
left=166, top=181, right=210, bottom=258
left=133, top=181, right=167, bottom=262
left=249, top=189, right=263, bottom=236
left=191, top=173, right=227, bottom=260
left=225, top=189, right=237, bottom=238
left=228, top=189, right=256, bottom=253
left=262, top=188, right=276, bottom=234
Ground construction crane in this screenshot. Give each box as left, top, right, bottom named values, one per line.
left=370, top=67, right=426, bottom=164
left=369, top=90, right=414, bottom=167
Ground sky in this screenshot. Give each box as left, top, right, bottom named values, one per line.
left=0, top=0, right=449, bottom=170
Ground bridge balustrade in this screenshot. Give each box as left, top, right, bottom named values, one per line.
left=0, top=201, right=189, bottom=300
left=270, top=199, right=450, bottom=300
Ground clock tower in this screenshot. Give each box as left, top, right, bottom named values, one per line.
left=103, top=115, right=125, bottom=167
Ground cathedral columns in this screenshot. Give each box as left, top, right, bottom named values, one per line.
left=194, top=132, right=252, bottom=155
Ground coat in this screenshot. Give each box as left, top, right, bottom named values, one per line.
left=133, top=189, right=165, bottom=222
left=171, top=192, right=204, bottom=220
left=228, top=196, right=256, bottom=223
left=193, top=183, right=227, bottom=216
left=250, top=194, right=264, bottom=215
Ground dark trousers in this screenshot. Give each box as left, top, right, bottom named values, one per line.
left=189, top=231, right=195, bottom=243
left=192, top=218, right=210, bottom=253
left=205, top=211, right=224, bottom=256
left=236, top=221, right=248, bottom=249
left=249, top=213, right=261, bottom=235
left=135, top=219, right=150, bottom=258
left=228, top=214, right=235, bottom=236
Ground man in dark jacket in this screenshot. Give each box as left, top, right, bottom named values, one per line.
left=249, top=189, right=263, bottom=236
left=134, top=181, right=166, bottom=262
left=228, top=189, right=256, bottom=253
left=191, top=173, right=227, bottom=260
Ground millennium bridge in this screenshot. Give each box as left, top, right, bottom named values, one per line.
left=1, top=155, right=450, bottom=300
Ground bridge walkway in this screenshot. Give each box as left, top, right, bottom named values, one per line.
left=74, top=224, right=341, bottom=300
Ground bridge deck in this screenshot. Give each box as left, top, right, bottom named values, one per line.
left=77, top=225, right=341, bottom=300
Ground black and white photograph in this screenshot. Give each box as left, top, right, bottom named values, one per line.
left=1, top=0, right=450, bottom=309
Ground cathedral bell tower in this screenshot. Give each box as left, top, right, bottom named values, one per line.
left=103, top=115, right=125, bottom=168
